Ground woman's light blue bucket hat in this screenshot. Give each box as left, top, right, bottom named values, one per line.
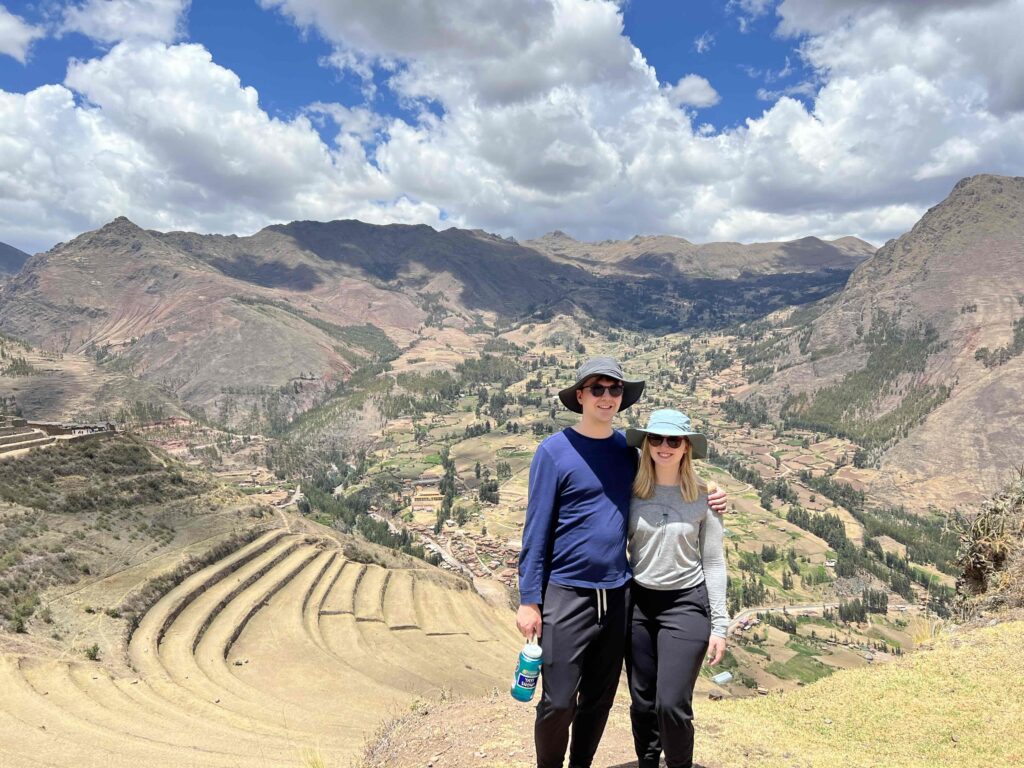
left=626, top=408, right=708, bottom=459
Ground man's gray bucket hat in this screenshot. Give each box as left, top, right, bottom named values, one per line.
left=557, top=356, right=645, bottom=414
left=626, top=408, right=708, bottom=459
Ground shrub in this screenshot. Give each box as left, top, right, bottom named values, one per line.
left=951, top=467, right=1024, bottom=617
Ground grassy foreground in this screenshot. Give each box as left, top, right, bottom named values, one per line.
left=361, top=620, right=1023, bottom=768
left=700, top=619, right=1022, bottom=768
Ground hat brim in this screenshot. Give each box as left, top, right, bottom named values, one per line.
left=626, top=429, right=707, bottom=459
left=558, top=379, right=645, bottom=414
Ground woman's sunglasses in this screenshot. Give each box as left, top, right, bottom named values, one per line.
left=580, top=383, right=624, bottom=397
left=647, top=434, right=686, bottom=449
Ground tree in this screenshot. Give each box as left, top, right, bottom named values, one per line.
left=781, top=569, right=793, bottom=590
left=479, top=479, right=500, bottom=504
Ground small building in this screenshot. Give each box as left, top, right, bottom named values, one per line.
left=411, top=486, right=444, bottom=513
left=27, top=420, right=116, bottom=437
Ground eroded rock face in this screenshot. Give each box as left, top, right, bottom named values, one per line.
left=751, top=174, right=1024, bottom=509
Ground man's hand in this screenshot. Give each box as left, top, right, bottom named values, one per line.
left=516, top=603, right=542, bottom=640
left=706, top=635, right=727, bottom=666
left=707, top=484, right=728, bottom=514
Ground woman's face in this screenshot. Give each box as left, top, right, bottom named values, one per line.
left=647, top=434, right=689, bottom=468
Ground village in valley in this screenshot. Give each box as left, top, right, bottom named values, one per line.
left=1, top=315, right=952, bottom=697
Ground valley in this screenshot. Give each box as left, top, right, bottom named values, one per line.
left=0, top=174, right=1021, bottom=767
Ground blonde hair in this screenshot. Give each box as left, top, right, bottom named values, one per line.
left=633, top=437, right=710, bottom=502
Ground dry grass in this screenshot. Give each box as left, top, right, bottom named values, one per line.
left=300, top=748, right=328, bottom=768
left=698, top=620, right=1024, bottom=768
left=907, top=617, right=945, bottom=648
left=359, top=621, right=1024, bottom=768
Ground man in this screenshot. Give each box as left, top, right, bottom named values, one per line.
left=517, top=357, right=727, bottom=768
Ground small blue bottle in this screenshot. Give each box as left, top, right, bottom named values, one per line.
left=510, top=640, right=543, bottom=702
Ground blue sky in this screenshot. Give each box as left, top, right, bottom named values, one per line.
left=1, top=0, right=1023, bottom=253
left=622, top=1, right=813, bottom=129
left=1, top=1, right=813, bottom=139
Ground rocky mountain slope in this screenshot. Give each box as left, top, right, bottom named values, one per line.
left=0, top=216, right=865, bottom=426
left=750, top=174, right=1024, bottom=509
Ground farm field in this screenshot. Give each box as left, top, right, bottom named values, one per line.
left=0, top=525, right=520, bottom=767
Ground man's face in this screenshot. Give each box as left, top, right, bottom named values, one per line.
left=575, top=376, right=623, bottom=423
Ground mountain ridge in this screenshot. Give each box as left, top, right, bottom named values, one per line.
left=0, top=241, right=30, bottom=275
left=0, top=215, right=866, bottom=427
left=526, top=230, right=874, bottom=279
left=749, top=173, right=1024, bottom=510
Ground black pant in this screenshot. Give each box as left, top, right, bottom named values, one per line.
left=626, top=581, right=711, bottom=768
left=535, top=582, right=628, bottom=768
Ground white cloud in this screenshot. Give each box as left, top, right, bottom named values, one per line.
left=319, top=48, right=378, bottom=99
left=728, top=0, right=775, bottom=16
left=4, top=0, right=1024, bottom=255
left=0, top=6, right=45, bottom=62
left=252, top=0, right=1024, bottom=244
left=61, top=0, right=191, bottom=44
left=0, top=41, right=445, bottom=251
left=693, top=31, right=714, bottom=54
left=755, top=80, right=816, bottom=101
left=786, top=0, right=1024, bottom=115
left=306, top=101, right=386, bottom=143
left=667, top=75, right=720, bottom=108
left=776, top=0, right=1007, bottom=36
left=727, top=0, right=776, bottom=32
left=259, top=0, right=553, bottom=62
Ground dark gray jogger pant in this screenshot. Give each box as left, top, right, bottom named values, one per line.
left=535, top=581, right=628, bottom=768
left=626, top=581, right=711, bottom=768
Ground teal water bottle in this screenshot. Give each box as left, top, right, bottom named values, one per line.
left=510, top=639, right=543, bottom=702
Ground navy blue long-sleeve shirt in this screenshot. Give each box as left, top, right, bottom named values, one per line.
left=518, top=428, right=637, bottom=604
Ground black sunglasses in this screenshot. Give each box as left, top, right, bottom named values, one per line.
left=580, top=383, right=624, bottom=398
left=647, top=434, right=686, bottom=449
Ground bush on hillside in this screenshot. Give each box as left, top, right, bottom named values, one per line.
left=951, top=467, right=1024, bottom=617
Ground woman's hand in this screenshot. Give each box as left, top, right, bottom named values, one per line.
left=516, top=603, right=542, bottom=640
left=707, top=484, right=728, bottom=514
left=706, top=635, right=727, bottom=666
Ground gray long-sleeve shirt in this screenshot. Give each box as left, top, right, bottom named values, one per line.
left=627, top=485, right=729, bottom=637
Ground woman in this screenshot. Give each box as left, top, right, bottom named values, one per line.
left=625, top=408, right=729, bottom=768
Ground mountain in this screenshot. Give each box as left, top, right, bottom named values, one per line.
left=0, top=215, right=867, bottom=428
left=526, top=231, right=875, bottom=279
left=150, top=219, right=583, bottom=321
left=749, top=174, right=1024, bottom=509
left=0, top=241, right=30, bottom=275
left=0, top=217, right=443, bottom=425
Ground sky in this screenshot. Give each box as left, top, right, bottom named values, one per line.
left=1, top=0, right=1023, bottom=254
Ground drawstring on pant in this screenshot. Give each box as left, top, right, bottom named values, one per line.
left=596, top=588, right=607, bottom=623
